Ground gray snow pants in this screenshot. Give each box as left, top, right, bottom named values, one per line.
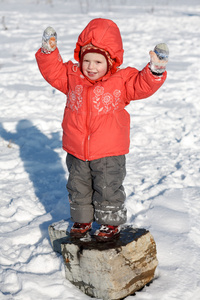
left=66, top=154, right=127, bottom=226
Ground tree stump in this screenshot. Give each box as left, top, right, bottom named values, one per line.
left=48, top=220, right=158, bottom=300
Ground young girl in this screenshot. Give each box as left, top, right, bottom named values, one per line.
left=35, top=18, right=168, bottom=242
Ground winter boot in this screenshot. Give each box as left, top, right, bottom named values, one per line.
left=70, top=222, right=92, bottom=238
left=94, top=225, right=120, bottom=242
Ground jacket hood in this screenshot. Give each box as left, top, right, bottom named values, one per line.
left=74, top=18, right=124, bottom=71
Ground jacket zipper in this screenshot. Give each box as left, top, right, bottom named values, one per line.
left=85, top=87, right=91, bottom=160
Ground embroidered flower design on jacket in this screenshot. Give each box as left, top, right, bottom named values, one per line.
left=67, top=85, right=121, bottom=114
left=93, top=87, right=122, bottom=114
left=113, top=89, right=121, bottom=98
left=102, top=93, right=113, bottom=105
left=93, top=86, right=104, bottom=97
left=75, top=85, right=83, bottom=95
left=67, top=85, right=83, bottom=111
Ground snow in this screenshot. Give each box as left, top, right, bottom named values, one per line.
left=0, top=0, right=200, bottom=299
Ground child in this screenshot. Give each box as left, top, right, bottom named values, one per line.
left=35, top=18, right=168, bottom=242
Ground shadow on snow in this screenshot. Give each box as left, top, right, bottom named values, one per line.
left=0, top=119, right=69, bottom=238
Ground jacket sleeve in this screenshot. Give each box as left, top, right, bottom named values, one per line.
left=35, top=48, right=68, bottom=95
left=124, top=63, right=167, bottom=104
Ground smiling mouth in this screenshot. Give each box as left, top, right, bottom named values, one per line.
left=87, top=71, right=97, bottom=76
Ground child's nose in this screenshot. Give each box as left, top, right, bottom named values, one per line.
left=88, top=62, right=94, bottom=69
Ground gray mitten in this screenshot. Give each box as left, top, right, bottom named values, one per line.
left=149, top=43, right=169, bottom=74
left=41, top=26, right=57, bottom=54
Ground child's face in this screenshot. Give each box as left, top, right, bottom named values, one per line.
left=82, top=52, right=108, bottom=80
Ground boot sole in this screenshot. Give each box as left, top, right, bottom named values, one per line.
left=70, top=229, right=91, bottom=239
left=94, top=232, right=120, bottom=242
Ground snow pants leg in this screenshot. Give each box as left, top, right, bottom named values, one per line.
left=66, top=154, right=94, bottom=223
left=66, top=154, right=127, bottom=226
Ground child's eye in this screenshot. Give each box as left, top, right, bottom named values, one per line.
left=96, top=61, right=102, bottom=64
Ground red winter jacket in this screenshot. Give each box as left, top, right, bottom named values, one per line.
left=36, top=18, right=166, bottom=161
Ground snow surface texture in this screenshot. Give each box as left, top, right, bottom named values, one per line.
left=0, top=0, right=200, bottom=299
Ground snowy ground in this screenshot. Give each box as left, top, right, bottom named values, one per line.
left=0, top=0, right=200, bottom=299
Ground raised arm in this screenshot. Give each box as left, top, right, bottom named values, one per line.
left=125, top=43, right=169, bottom=102
left=35, top=27, right=69, bottom=95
